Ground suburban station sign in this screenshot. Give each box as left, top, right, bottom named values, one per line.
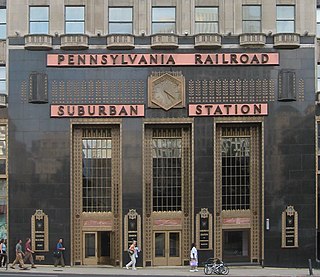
left=47, top=53, right=279, bottom=67
left=51, top=104, right=145, bottom=117
left=51, top=103, right=268, bottom=117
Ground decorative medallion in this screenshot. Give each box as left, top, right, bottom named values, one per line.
left=148, top=72, right=185, bottom=110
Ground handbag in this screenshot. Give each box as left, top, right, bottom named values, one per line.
left=53, top=250, right=61, bottom=258
left=190, top=259, right=197, bottom=267
left=128, top=249, right=134, bottom=255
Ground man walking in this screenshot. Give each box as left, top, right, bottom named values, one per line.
left=23, top=238, right=36, bottom=268
left=10, top=239, right=27, bottom=270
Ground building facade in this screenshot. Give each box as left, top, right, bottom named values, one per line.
left=2, top=0, right=317, bottom=268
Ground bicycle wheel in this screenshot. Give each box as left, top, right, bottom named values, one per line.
left=204, top=265, right=213, bottom=275
left=221, top=265, right=229, bottom=275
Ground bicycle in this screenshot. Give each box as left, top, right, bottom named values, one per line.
left=204, top=258, right=229, bottom=275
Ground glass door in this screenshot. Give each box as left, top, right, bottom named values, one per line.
left=83, top=232, right=98, bottom=265
left=222, top=230, right=250, bottom=262
left=153, top=231, right=181, bottom=266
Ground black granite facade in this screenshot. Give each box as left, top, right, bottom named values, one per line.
left=7, top=45, right=316, bottom=267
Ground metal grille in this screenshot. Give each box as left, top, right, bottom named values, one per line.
left=82, top=138, right=112, bottom=212
left=152, top=138, right=182, bottom=211
left=221, top=137, right=250, bottom=210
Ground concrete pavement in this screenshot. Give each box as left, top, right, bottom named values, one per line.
left=4, top=265, right=320, bottom=276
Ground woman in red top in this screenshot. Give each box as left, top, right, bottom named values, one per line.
left=125, top=240, right=137, bottom=270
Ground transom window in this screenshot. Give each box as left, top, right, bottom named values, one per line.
left=65, top=6, right=85, bottom=34
left=242, top=5, right=261, bottom=33
left=152, top=7, right=175, bottom=34
left=152, top=138, right=182, bottom=212
left=29, top=6, right=49, bottom=34
left=0, top=8, right=6, bottom=39
left=221, top=137, right=250, bottom=210
left=82, top=138, right=112, bottom=212
left=195, top=7, right=219, bottom=33
left=109, top=7, right=133, bottom=34
left=277, top=5, right=295, bottom=33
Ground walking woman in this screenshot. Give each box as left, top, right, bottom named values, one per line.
left=126, top=240, right=137, bottom=270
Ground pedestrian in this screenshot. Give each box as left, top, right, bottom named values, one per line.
left=10, top=239, right=28, bottom=270
left=125, top=240, right=138, bottom=270
left=23, top=238, right=36, bottom=268
left=189, top=242, right=198, bottom=272
left=0, top=239, right=7, bottom=267
left=54, top=238, right=65, bottom=267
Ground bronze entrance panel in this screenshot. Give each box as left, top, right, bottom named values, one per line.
left=83, top=231, right=112, bottom=265
left=214, top=122, right=263, bottom=263
left=153, top=231, right=181, bottom=266
left=71, top=123, right=122, bottom=266
left=143, top=122, right=193, bottom=267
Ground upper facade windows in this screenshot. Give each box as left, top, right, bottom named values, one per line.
left=29, top=6, right=49, bottom=34
left=0, top=8, right=5, bottom=40
left=242, top=5, right=261, bottom=33
left=11, top=1, right=312, bottom=38
left=276, top=5, right=295, bottom=33
left=317, top=8, right=320, bottom=37
left=152, top=7, right=176, bottom=34
left=109, top=7, right=133, bottom=34
left=7, top=0, right=314, bottom=50
left=65, top=6, right=85, bottom=34
left=195, top=7, right=219, bottom=34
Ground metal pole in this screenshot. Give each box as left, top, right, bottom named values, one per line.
left=308, top=259, right=313, bottom=276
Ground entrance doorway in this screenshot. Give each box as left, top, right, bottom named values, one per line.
left=223, top=230, right=250, bottom=262
left=83, top=231, right=112, bottom=265
left=153, top=231, right=181, bottom=266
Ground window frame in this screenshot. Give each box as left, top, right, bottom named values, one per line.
left=242, top=5, right=261, bottom=33
left=108, top=7, right=133, bottom=34
left=65, top=5, right=85, bottom=34
left=29, top=6, right=49, bottom=35
left=152, top=6, right=176, bottom=34
left=0, top=8, right=6, bottom=40
left=317, top=64, right=320, bottom=92
left=82, top=138, right=112, bottom=212
left=276, top=5, right=295, bottom=33
left=0, top=66, right=6, bottom=94
left=152, top=138, right=182, bottom=212
left=195, top=6, right=219, bottom=34
left=317, top=8, right=320, bottom=37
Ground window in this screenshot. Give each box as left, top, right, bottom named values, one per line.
left=109, top=7, right=133, bottom=34
left=222, top=137, right=250, bottom=210
left=195, top=7, right=218, bottom=33
left=152, top=7, right=175, bottom=34
left=0, top=8, right=6, bottom=39
left=277, top=5, right=295, bottom=33
left=65, top=6, right=85, bottom=34
left=29, top=6, right=49, bottom=34
left=152, top=138, right=182, bottom=211
left=82, top=138, right=112, bottom=212
left=317, top=65, right=320, bottom=91
left=0, top=67, right=6, bottom=94
left=242, top=5, right=261, bottom=33
left=317, top=8, right=320, bottom=37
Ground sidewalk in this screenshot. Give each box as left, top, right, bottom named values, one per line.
left=5, top=265, right=320, bottom=276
